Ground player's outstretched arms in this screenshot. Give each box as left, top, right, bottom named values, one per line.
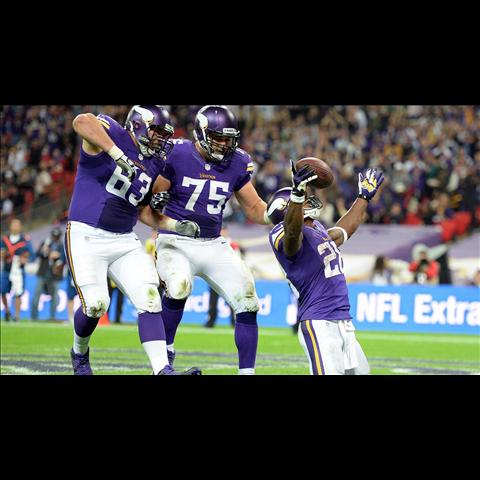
left=235, top=182, right=271, bottom=225
left=283, top=160, right=318, bottom=257
left=72, top=113, right=136, bottom=181
left=138, top=206, right=200, bottom=239
left=328, top=168, right=385, bottom=248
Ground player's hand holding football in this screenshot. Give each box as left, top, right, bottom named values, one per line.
left=150, top=192, right=171, bottom=211
left=290, top=159, right=318, bottom=204
left=175, top=220, right=201, bottom=239
left=358, top=168, right=385, bottom=202
left=107, top=145, right=136, bottom=182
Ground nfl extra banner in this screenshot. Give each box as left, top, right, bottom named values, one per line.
left=2, top=276, right=479, bottom=335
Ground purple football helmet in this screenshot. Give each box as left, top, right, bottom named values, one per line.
left=125, top=105, right=174, bottom=159
left=193, top=105, right=240, bottom=162
left=267, top=187, right=324, bottom=225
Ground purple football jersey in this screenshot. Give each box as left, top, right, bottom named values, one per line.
left=160, top=139, right=253, bottom=238
left=68, top=115, right=165, bottom=233
left=269, top=220, right=351, bottom=322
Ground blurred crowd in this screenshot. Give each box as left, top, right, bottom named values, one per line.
left=2, top=105, right=479, bottom=238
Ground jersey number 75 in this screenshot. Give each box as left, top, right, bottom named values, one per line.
left=182, top=177, right=229, bottom=215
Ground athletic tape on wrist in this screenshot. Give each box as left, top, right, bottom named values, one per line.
left=107, top=145, right=124, bottom=161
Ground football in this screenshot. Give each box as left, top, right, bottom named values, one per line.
left=295, top=157, right=334, bottom=189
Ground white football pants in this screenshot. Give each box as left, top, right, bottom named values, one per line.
left=155, top=234, right=259, bottom=314
left=298, top=319, right=370, bottom=375
left=65, top=221, right=161, bottom=318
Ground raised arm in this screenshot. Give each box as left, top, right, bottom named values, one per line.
left=283, top=161, right=318, bottom=257
left=72, top=113, right=136, bottom=181
left=328, top=168, right=385, bottom=248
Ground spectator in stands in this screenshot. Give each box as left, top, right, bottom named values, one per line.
left=255, top=160, right=282, bottom=202
left=409, top=244, right=440, bottom=285
left=468, top=270, right=480, bottom=287
left=31, top=227, right=66, bottom=321
left=370, top=256, right=393, bottom=285
left=2, top=105, right=479, bottom=240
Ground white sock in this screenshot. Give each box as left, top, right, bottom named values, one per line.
left=73, top=333, right=91, bottom=355
left=167, top=344, right=175, bottom=353
left=239, top=368, right=255, bottom=375
left=143, top=340, right=169, bottom=374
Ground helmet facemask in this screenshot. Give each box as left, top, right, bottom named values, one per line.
left=125, top=105, right=175, bottom=161
left=303, top=195, right=324, bottom=221
left=194, top=128, right=240, bottom=163
left=137, top=124, right=174, bottom=160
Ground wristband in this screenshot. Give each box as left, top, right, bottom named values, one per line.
left=107, top=145, right=124, bottom=161
left=164, top=218, right=178, bottom=232
left=290, top=192, right=305, bottom=204
left=328, top=226, right=349, bottom=245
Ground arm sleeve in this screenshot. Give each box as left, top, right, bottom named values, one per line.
left=234, top=153, right=255, bottom=191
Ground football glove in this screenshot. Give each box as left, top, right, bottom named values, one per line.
left=150, top=192, right=171, bottom=211
left=290, top=159, right=318, bottom=204
left=175, top=220, right=200, bottom=239
left=358, top=168, right=385, bottom=202
left=108, top=145, right=136, bottom=182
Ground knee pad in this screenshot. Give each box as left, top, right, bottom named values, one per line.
left=233, top=281, right=259, bottom=314
left=80, top=285, right=110, bottom=318
left=83, top=295, right=110, bottom=318
left=130, top=284, right=162, bottom=313
left=166, top=274, right=192, bottom=301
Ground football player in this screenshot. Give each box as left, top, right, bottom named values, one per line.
left=67, top=105, right=201, bottom=375
left=267, top=162, right=384, bottom=375
left=150, top=105, right=276, bottom=375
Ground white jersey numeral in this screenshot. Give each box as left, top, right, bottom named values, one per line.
left=182, top=177, right=230, bottom=214
left=207, top=181, right=229, bottom=214
left=317, top=241, right=345, bottom=278
left=106, top=167, right=152, bottom=207
left=106, top=166, right=131, bottom=198
left=182, top=178, right=208, bottom=211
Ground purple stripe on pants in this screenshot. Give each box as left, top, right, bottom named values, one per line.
left=300, top=320, right=319, bottom=375
left=301, top=320, right=325, bottom=375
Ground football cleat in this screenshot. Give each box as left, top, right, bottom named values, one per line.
left=70, top=348, right=93, bottom=375
left=157, top=365, right=202, bottom=375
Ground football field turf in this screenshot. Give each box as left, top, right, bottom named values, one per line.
left=1, top=321, right=479, bottom=375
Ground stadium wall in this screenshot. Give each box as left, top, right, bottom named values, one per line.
left=1, top=276, right=479, bottom=335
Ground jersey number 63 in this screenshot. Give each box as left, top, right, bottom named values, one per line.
left=106, top=167, right=152, bottom=207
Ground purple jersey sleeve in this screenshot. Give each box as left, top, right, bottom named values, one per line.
left=68, top=114, right=165, bottom=233
left=269, top=221, right=351, bottom=322
left=233, top=148, right=254, bottom=191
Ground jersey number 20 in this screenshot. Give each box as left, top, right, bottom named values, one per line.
left=318, top=241, right=345, bottom=278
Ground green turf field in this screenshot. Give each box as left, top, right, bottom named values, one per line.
left=1, top=321, right=479, bottom=375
